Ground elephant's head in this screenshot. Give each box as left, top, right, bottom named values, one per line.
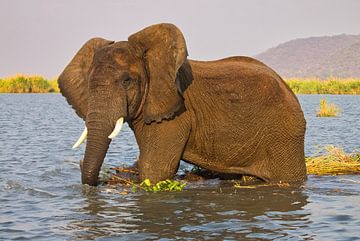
left=58, top=23, right=188, bottom=186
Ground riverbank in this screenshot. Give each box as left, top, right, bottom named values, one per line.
left=1, top=75, right=360, bottom=94
left=285, top=78, right=360, bottom=94
left=0, top=74, right=59, bottom=93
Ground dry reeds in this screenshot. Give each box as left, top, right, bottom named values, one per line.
left=316, top=99, right=341, bottom=117
left=306, top=146, right=360, bottom=175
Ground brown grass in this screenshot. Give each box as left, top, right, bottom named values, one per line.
left=316, top=99, right=341, bottom=117
left=306, top=146, right=360, bottom=175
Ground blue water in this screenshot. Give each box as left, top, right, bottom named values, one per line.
left=0, top=94, right=359, bottom=240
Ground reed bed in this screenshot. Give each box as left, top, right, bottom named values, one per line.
left=285, top=78, right=360, bottom=94
left=306, top=146, right=360, bottom=175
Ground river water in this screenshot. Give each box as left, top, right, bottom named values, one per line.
left=0, top=94, right=359, bottom=240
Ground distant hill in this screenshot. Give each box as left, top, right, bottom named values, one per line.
left=256, top=34, right=360, bottom=78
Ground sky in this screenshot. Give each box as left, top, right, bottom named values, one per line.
left=1, top=0, right=359, bottom=78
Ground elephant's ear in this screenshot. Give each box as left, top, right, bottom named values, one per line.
left=58, top=38, right=114, bottom=120
left=128, top=23, right=188, bottom=123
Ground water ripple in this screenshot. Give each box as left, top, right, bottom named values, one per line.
left=0, top=94, right=360, bottom=240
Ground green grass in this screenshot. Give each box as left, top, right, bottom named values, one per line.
left=285, top=78, right=360, bottom=94
left=0, top=74, right=59, bottom=93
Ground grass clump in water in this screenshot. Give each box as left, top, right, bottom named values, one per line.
left=306, top=146, right=360, bottom=175
left=316, top=99, right=341, bottom=117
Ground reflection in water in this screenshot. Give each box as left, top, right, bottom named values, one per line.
left=66, top=187, right=142, bottom=240
left=67, top=185, right=311, bottom=240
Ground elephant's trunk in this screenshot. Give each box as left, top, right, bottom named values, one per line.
left=81, top=113, right=112, bottom=186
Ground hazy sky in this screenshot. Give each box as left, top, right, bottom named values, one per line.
left=1, top=0, right=359, bottom=78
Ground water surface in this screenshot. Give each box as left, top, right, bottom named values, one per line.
left=0, top=94, right=359, bottom=240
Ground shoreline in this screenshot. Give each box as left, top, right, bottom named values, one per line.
left=1, top=75, right=360, bottom=94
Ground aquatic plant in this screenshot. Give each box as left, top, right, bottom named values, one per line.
left=104, top=167, right=187, bottom=192
left=306, top=146, right=360, bottom=175
left=136, top=179, right=187, bottom=192
left=100, top=165, right=112, bottom=182
left=316, top=99, right=341, bottom=117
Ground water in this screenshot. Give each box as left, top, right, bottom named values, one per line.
left=0, top=94, right=359, bottom=240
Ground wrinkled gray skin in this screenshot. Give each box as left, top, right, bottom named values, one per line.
left=58, top=23, right=307, bottom=186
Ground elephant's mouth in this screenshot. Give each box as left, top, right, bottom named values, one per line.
left=72, top=117, right=125, bottom=149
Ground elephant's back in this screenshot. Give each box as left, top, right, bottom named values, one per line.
left=190, top=57, right=305, bottom=130
left=185, top=56, right=305, bottom=154
left=188, top=56, right=284, bottom=89
left=187, top=57, right=299, bottom=108
left=188, top=56, right=272, bottom=73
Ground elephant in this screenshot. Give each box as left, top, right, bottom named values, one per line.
left=58, top=23, right=307, bottom=186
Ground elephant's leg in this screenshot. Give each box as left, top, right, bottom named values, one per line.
left=133, top=116, right=191, bottom=183
left=265, top=138, right=307, bottom=183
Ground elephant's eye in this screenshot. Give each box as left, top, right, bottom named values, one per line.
left=120, top=77, right=132, bottom=88
left=122, top=78, right=130, bottom=85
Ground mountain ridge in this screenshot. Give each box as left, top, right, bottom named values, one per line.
left=256, top=34, right=360, bottom=78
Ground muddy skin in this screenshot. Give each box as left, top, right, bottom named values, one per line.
left=59, top=23, right=306, bottom=186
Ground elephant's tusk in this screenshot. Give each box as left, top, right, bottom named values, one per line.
left=72, top=127, right=88, bottom=149
left=108, top=117, right=124, bottom=139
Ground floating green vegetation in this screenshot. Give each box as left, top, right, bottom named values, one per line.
left=136, top=179, right=187, bottom=192
left=285, top=78, right=360, bottom=94
left=104, top=167, right=186, bottom=192
left=316, top=99, right=341, bottom=117
left=306, top=146, right=360, bottom=175
left=0, top=74, right=59, bottom=93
